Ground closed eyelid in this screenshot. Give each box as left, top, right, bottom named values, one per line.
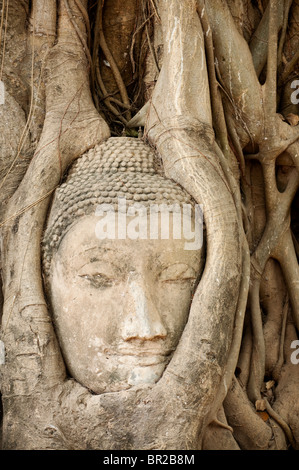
left=78, top=273, right=116, bottom=289
left=77, top=260, right=119, bottom=277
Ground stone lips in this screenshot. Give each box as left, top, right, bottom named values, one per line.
left=42, top=137, right=195, bottom=276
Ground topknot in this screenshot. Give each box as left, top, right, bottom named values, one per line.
left=42, top=137, right=195, bottom=276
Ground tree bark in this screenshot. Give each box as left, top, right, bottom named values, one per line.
left=0, top=0, right=298, bottom=450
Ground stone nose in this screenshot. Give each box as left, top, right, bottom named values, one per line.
left=121, top=279, right=167, bottom=341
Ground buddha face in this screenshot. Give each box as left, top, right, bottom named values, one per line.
left=48, top=213, right=203, bottom=394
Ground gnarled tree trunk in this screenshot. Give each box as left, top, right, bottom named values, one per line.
left=0, top=0, right=298, bottom=450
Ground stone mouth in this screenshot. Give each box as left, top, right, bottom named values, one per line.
left=99, top=346, right=173, bottom=366
left=115, top=345, right=174, bottom=359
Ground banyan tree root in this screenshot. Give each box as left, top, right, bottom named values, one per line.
left=0, top=0, right=109, bottom=449
left=0, top=0, right=298, bottom=450
left=1, top=0, right=244, bottom=449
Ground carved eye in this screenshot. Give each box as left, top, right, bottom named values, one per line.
left=159, top=264, right=197, bottom=285
left=79, top=273, right=114, bottom=289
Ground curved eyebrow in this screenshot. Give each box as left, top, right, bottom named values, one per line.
left=78, top=259, right=121, bottom=274
left=77, top=246, right=119, bottom=257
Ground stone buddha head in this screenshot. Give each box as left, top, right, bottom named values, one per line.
left=42, top=137, right=204, bottom=394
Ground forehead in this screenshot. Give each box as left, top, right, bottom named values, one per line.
left=55, top=214, right=203, bottom=270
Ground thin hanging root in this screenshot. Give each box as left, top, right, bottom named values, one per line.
left=95, top=56, right=128, bottom=126
left=106, top=96, right=131, bottom=110
left=99, top=89, right=132, bottom=110
left=98, top=26, right=131, bottom=121
left=73, top=0, right=91, bottom=48
left=145, top=22, right=160, bottom=74
left=247, top=277, right=265, bottom=403
left=92, top=0, right=101, bottom=100
left=224, top=104, right=246, bottom=177
left=210, top=418, right=233, bottom=433
left=265, top=399, right=296, bottom=448
left=0, top=0, right=6, bottom=58
left=197, top=0, right=232, bottom=168
left=143, top=0, right=159, bottom=74
left=265, top=0, right=279, bottom=117
left=92, top=0, right=131, bottom=122
left=63, top=0, right=93, bottom=72
left=277, top=0, right=292, bottom=68
left=257, top=0, right=264, bottom=14
left=0, top=0, right=9, bottom=80
left=272, top=296, right=289, bottom=381
left=130, top=9, right=155, bottom=74
left=19, top=0, right=28, bottom=14
left=149, top=0, right=161, bottom=23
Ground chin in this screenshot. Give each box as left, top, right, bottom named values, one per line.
left=127, top=362, right=168, bottom=387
